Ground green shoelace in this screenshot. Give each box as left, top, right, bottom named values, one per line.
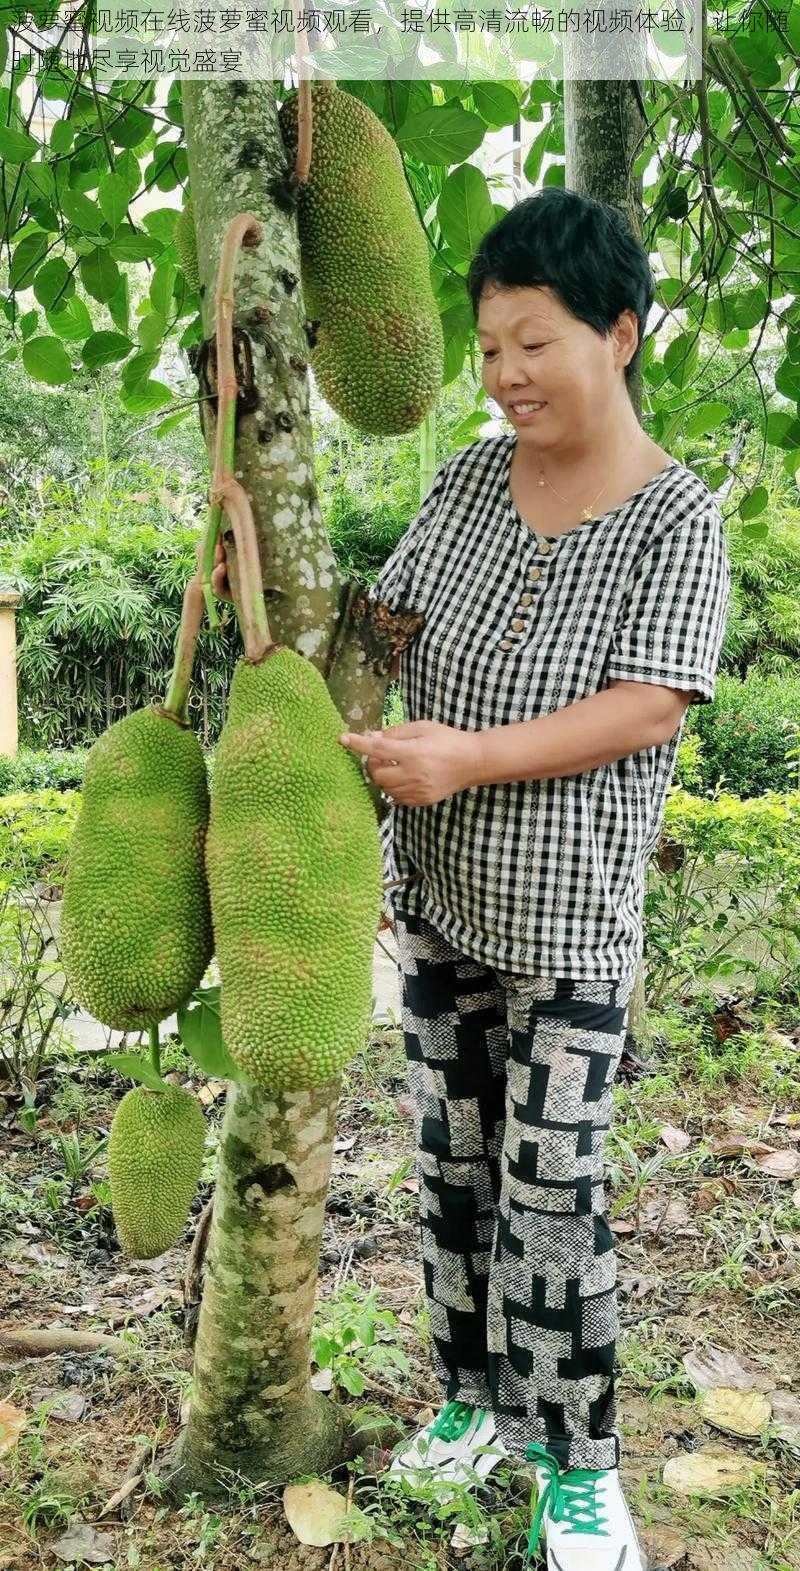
left=525, top=1442, right=611, bottom=1559
left=429, top=1400, right=481, bottom=1443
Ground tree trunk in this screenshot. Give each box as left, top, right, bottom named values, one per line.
left=563, top=65, right=650, bottom=1044
left=163, top=78, right=409, bottom=1499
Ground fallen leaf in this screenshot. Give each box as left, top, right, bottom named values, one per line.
left=50, top=1521, right=115, bottom=1564
left=609, top=1219, right=636, bottom=1236
left=770, top=1391, right=800, bottom=1457
left=659, top=1125, right=693, bottom=1153
left=772, top=1111, right=800, bottom=1127
left=310, top=1366, right=334, bottom=1392
left=31, top=1389, right=86, bottom=1423
left=283, top=1480, right=372, bottom=1547
left=710, top=1136, right=775, bottom=1158
left=683, top=1345, right=774, bottom=1395
left=640, top=1194, right=691, bottom=1232
left=700, top=1387, right=772, bottom=1437
left=662, top=1445, right=768, bottom=1497
left=451, top=1521, right=490, bottom=1552
left=746, top=1148, right=800, bottom=1180
left=638, top=1523, right=689, bottom=1568
left=0, top=1401, right=26, bottom=1457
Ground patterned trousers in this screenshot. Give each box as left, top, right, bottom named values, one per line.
left=392, top=906, right=635, bottom=1472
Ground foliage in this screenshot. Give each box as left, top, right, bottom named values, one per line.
left=721, top=502, right=800, bottom=677
left=310, top=1280, right=411, bottom=1397
left=687, top=673, right=800, bottom=796
left=0, top=747, right=88, bottom=794
left=0, top=879, right=77, bottom=1096
left=645, top=789, right=800, bottom=1008
left=0, top=790, right=80, bottom=888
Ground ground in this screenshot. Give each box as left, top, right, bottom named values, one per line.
left=1, top=960, right=799, bottom=1571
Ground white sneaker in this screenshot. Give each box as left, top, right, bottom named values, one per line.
left=525, top=1442, right=648, bottom=1569
left=388, top=1399, right=508, bottom=1493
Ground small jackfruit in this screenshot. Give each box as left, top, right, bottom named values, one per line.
left=278, top=82, right=444, bottom=436
left=175, top=196, right=200, bottom=292
left=108, top=1084, right=206, bottom=1258
left=205, top=648, right=383, bottom=1092
left=61, top=707, right=213, bottom=1032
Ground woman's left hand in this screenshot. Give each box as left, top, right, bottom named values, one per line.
left=338, top=720, right=481, bottom=806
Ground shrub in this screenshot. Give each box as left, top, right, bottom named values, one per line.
left=0, top=748, right=89, bottom=794
left=687, top=673, right=800, bottom=796
left=0, top=790, right=81, bottom=888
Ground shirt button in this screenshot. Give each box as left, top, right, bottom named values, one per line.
left=526, top=568, right=542, bottom=584
left=537, top=539, right=553, bottom=556
left=518, top=592, right=534, bottom=606
left=510, top=617, right=526, bottom=632
left=498, top=638, right=515, bottom=651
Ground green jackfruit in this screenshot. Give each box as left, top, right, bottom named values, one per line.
left=278, top=82, right=444, bottom=436
left=61, top=707, right=213, bottom=1032
left=175, top=196, right=200, bottom=292
left=108, top=1084, right=206, bottom=1258
left=205, top=649, right=383, bottom=1092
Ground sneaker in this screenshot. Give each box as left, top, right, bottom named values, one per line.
left=525, top=1442, right=647, bottom=1569
left=388, top=1399, right=508, bottom=1491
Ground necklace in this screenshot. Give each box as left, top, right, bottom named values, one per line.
left=536, top=460, right=609, bottom=523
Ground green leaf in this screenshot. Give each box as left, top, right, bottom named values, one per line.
left=394, top=105, right=485, bottom=165
left=120, top=378, right=174, bottom=414
left=110, top=106, right=154, bottom=149
left=741, top=518, right=769, bottom=542
left=658, top=237, right=683, bottom=278
left=104, top=1052, right=171, bottom=1091
left=437, top=164, right=494, bottom=260
left=98, top=170, right=130, bottom=231
left=79, top=247, right=121, bottom=305
left=664, top=332, right=699, bottom=390
left=471, top=81, right=519, bottom=128
left=22, top=335, right=73, bottom=385
left=0, top=124, right=38, bottom=163
left=732, top=286, right=768, bottom=330
left=138, top=311, right=166, bottom=351
left=46, top=295, right=93, bottom=341
left=451, top=410, right=493, bottom=444
left=10, top=230, right=49, bottom=291
left=109, top=229, right=160, bottom=263
left=149, top=261, right=176, bottom=318
left=178, top=989, right=241, bottom=1080
left=440, top=301, right=472, bottom=385
left=739, top=485, right=769, bottom=521
left=683, top=401, right=730, bottom=440
left=33, top=256, right=74, bottom=311
left=61, top=188, right=106, bottom=235
left=81, top=330, right=134, bottom=369
left=775, top=358, right=800, bottom=401
left=766, top=409, right=800, bottom=450
left=339, top=1365, right=365, bottom=1396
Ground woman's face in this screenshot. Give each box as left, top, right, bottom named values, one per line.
left=477, top=284, right=637, bottom=450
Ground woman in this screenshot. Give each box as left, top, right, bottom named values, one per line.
left=338, top=188, right=730, bottom=1569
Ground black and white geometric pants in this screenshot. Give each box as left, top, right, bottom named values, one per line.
left=392, top=905, right=636, bottom=1473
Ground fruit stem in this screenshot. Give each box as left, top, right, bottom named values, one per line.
left=163, top=569, right=204, bottom=722
left=207, top=212, right=270, bottom=663
left=149, top=1023, right=161, bottom=1079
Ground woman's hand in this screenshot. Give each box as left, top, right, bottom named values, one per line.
left=339, top=719, right=482, bottom=806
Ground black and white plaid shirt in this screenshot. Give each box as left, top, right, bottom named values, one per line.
left=369, top=433, right=730, bottom=980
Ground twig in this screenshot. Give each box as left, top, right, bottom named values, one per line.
left=344, top=1473, right=354, bottom=1571
left=184, top=1194, right=215, bottom=1307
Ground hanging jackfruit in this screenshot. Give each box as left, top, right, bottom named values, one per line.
left=175, top=196, right=200, bottom=293
left=205, top=648, right=384, bottom=1092
left=108, top=1084, right=206, bottom=1258
left=61, top=707, right=213, bottom=1032
left=278, top=82, right=444, bottom=436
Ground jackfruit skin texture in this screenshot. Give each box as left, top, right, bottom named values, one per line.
left=205, top=649, right=384, bottom=1092
left=61, top=707, right=213, bottom=1031
left=278, top=83, right=444, bottom=436
left=108, top=1084, right=206, bottom=1259
left=175, top=196, right=200, bottom=292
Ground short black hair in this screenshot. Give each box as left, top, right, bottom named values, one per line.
left=466, top=187, right=655, bottom=391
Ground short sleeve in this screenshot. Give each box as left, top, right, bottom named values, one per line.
left=607, top=495, right=731, bottom=704
left=366, top=454, right=456, bottom=612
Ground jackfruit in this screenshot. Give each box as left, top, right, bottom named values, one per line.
left=108, top=1084, right=206, bottom=1258
left=278, top=82, right=444, bottom=436
left=61, top=707, right=213, bottom=1032
left=175, top=196, right=200, bottom=293
left=205, top=648, right=383, bottom=1091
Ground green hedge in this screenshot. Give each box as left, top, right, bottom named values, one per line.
left=0, top=748, right=89, bottom=794
left=687, top=673, right=800, bottom=797
left=0, top=790, right=81, bottom=887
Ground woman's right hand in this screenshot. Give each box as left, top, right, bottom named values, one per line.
left=210, top=534, right=233, bottom=602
